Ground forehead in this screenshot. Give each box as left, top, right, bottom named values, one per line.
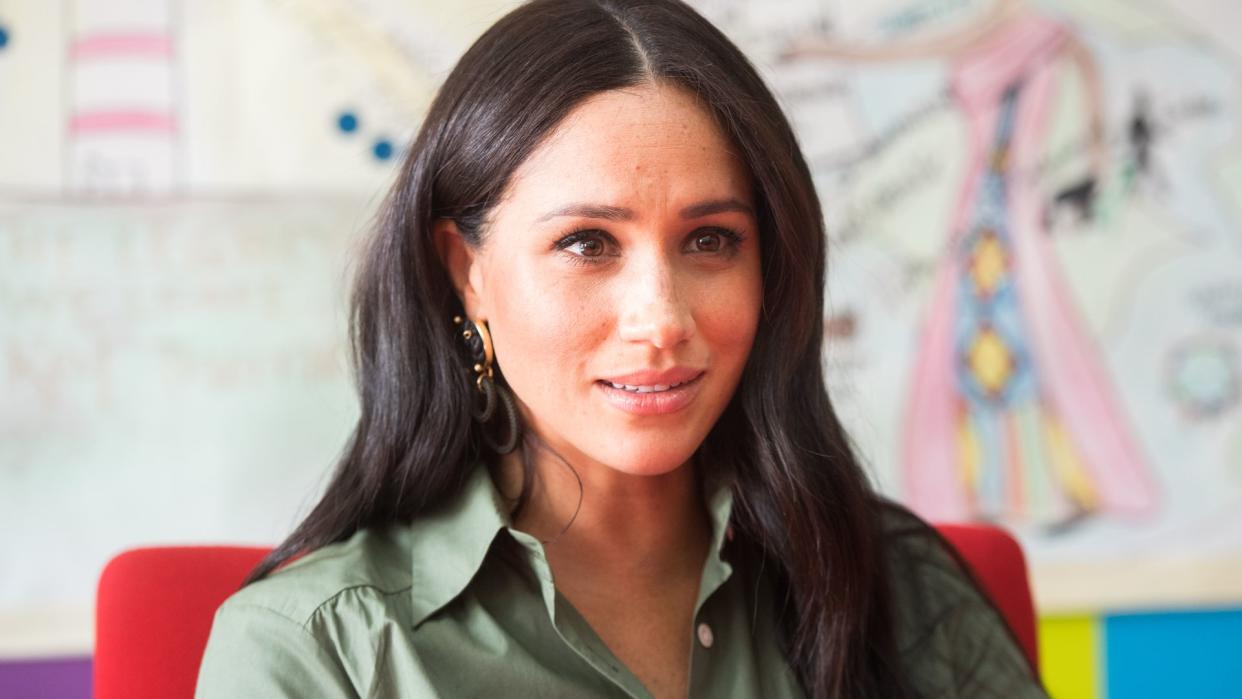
left=500, top=83, right=752, bottom=211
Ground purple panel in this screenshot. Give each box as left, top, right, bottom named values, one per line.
left=0, top=656, right=91, bottom=699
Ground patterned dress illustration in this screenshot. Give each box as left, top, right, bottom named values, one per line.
left=903, top=15, right=1158, bottom=527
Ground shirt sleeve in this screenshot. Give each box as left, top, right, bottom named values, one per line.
left=195, top=601, right=359, bottom=698
left=942, top=593, right=1048, bottom=699
left=882, top=506, right=1049, bottom=698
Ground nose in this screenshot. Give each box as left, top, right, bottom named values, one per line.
left=617, top=261, right=696, bottom=349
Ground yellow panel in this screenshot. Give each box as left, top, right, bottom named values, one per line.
left=1038, top=615, right=1100, bottom=699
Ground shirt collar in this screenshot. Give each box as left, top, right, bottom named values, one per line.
left=406, top=461, right=737, bottom=628
left=407, top=464, right=510, bottom=628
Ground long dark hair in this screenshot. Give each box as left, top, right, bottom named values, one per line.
left=245, top=1, right=1002, bottom=696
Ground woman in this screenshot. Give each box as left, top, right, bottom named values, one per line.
left=196, top=0, right=1044, bottom=696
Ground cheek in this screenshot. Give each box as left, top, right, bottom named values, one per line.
left=484, top=260, right=610, bottom=396
left=694, top=266, right=763, bottom=358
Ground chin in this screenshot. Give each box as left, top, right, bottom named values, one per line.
left=518, top=403, right=711, bottom=478
left=583, top=440, right=700, bottom=478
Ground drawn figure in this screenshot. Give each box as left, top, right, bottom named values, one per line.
left=1120, top=89, right=1168, bottom=199
left=786, top=1, right=1158, bottom=529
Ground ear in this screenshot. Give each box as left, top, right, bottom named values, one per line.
left=433, top=218, right=488, bottom=319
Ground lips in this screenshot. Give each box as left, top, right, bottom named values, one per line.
left=598, top=367, right=704, bottom=389
left=594, top=367, right=705, bottom=416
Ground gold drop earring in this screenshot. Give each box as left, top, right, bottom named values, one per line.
left=454, top=315, right=519, bottom=454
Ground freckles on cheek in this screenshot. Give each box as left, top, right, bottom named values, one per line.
left=704, top=306, right=760, bottom=351
left=510, top=270, right=594, bottom=337
left=491, top=265, right=608, bottom=397
left=699, top=276, right=763, bottom=349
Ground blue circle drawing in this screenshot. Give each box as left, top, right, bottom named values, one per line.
left=372, top=138, right=394, bottom=161
left=337, top=111, right=359, bottom=134
left=1169, top=339, right=1239, bottom=418
left=0, top=25, right=10, bottom=51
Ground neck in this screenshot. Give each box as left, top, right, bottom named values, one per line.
left=495, top=443, right=712, bottom=584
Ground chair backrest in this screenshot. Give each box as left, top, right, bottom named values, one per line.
left=94, top=546, right=270, bottom=699
left=936, top=523, right=1040, bottom=670
left=94, top=526, right=1037, bottom=697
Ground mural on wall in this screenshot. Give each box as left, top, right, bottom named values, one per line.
left=785, top=1, right=1160, bottom=533
left=750, top=0, right=1242, bottom=608
left=750, top=0, right=1242, bottom=610
left=1, top=0, right=1240, bottom=657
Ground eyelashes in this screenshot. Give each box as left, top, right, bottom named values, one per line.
left=553, top=227, right=747, bottom=266
left=554, top=229, right=617, bottom=262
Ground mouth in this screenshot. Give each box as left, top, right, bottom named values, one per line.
left=594, top=370, right=705, bottom=416
left=597, top=374, right=702, bottom=394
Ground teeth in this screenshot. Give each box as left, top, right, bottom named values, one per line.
left=606, top=380, right=687, bottom=393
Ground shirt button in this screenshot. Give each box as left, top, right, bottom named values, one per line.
left=696, top=622, right=714, bottom=649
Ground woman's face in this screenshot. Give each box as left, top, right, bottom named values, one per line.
left=443, top=83, right=762, bottom=478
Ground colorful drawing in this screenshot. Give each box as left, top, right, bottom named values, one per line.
left=786, top=3, right=1159, bottom=529
left=65, top=0, right=180, bottom=195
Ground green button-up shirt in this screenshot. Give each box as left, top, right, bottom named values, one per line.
left=196, top=464, right=1045, bottom=697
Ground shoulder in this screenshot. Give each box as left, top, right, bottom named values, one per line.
left=219, top=524, right=416, bottom=627
left=877, top=500, right=1000, bottom=634
left=197, top=525, right=421, bottom=698
left=878, top=502, right=977, bottom=608
left=876, top=501, right=1046, bottom=697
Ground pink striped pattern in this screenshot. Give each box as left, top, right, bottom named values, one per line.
left=70, top=32, right=173, bottom=60
left=69, top=110, right=177, bottom=135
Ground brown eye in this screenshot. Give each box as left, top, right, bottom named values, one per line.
left=682, top=227, right=744, bottom=257
left=692, top=232, right=722, bottom=252
left=554, top=229, right=617, bottom=265
left=577, top=237, right=604, bottom=257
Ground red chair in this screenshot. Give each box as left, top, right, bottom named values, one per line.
left=94, top=525, right=1037, bottom=698
left=94, top=546, right=270, bottom=699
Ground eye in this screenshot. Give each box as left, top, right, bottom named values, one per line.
left=691, top=232, right=723, bottom=252
left=553, top=229, right=617, bottom=264
left=575, top=237, right=605, bottom=257
left=684, top=227, right=744, bottom=255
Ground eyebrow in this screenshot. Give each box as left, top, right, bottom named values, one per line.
left=536, top=203, right=632, bottom=223
left=680, top=198, right=755, bottom=219
left=534, top=197, right=754, bottom=223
